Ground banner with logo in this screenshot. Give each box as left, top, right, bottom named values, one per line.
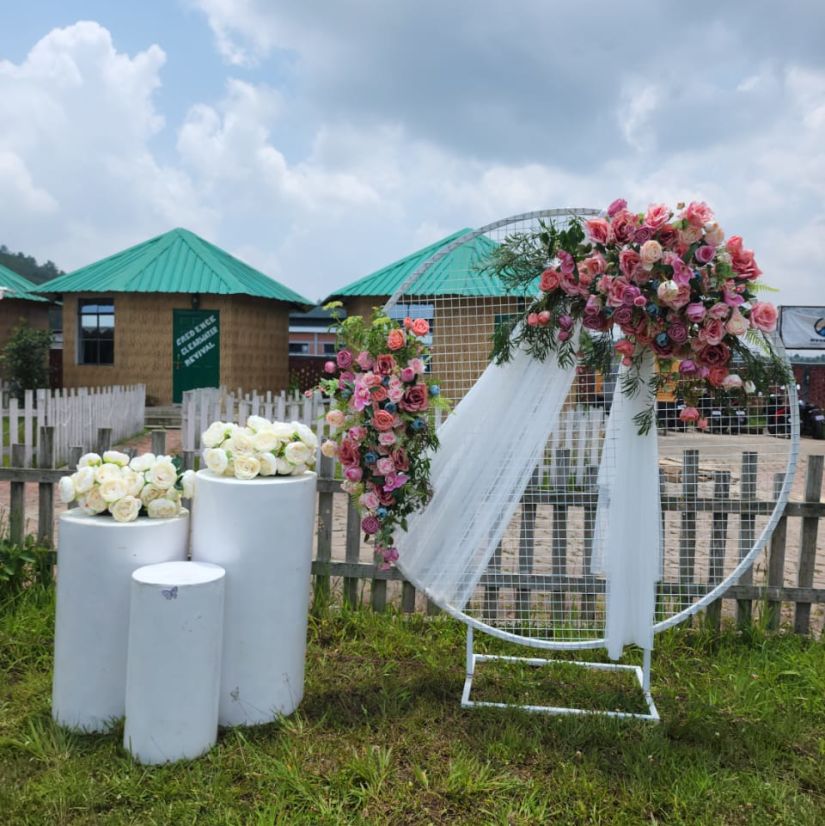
left=779, top=306, right=825, bottom=349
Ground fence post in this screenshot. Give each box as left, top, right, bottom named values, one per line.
left=679, top=449, right=699, bottom=584
left=313, top=454, right=334, bottom=610
left=69, top=446, right=84, bottom=470
left=736, top=451, right=758, bottom=629
left=706, top=470, right=731, bottom=631
left=10, top=443, right=26, bottom=545
left=96, top=427, right=112, bottom=454
left=794, top=455, right=823, bottom=635
left=151, top=430, right=167, bottom=456
left=343, top=497, right=362, bottom=608
left=37, top=426, right=56, bottom=585
left=766, top=473, right=788, bottom=631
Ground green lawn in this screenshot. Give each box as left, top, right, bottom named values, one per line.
left=1, top=588, right=824, bottom=825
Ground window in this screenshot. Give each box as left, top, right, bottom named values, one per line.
left=78, top=299, right=114, bottom=365
left=322, top=342, right=336, bottom=355
left=289, top=342, right=310, bottom=354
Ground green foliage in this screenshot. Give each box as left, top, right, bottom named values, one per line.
left=1, top=320, right=52, bottom=398
left=0, top=244, right=63, bottom=285
left=1, top=594, right=825, bottom=823
left=0, top=534, right=54, bottom=600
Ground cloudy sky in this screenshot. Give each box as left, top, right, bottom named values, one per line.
left=1, top=1, right=824, bottom=305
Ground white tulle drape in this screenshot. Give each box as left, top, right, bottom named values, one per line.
left=591, top=351, right=662, bottom=659
left=396, top=337, right=579, bottom=610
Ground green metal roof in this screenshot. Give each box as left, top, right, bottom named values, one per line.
left=326, top=228, right=513, bottom=300
left=0, top=263, right=49, bottom=302
left=37, top=228, right=312, bottom=308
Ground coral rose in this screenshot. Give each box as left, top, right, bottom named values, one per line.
left=749, top=301, right=778, bottom=332
left=372, top=410, right=396, bottom=431
left=585, top=218, right=610, bottom=245
left=387, top=329, right=406, bottom=350
left=540, top=269, right=561, bottom=292
left=400, top=384, right=429, bottom=413
left=411, top=318, right=430, bottom=336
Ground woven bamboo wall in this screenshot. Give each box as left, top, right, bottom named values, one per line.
left=0, top=299, right=51, bottom=360
left=341, top=296, right=384, bottom=323
left=61, top=293, right=290, bottom=404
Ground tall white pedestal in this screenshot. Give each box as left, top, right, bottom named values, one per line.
left=191, top=471, right=317, bottom=726
left=52, top=510, right=189, bottom=732
left=124, top=561, right=225, bottom=764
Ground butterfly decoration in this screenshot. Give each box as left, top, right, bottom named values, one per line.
left=161, top=586, right=178, bottom=600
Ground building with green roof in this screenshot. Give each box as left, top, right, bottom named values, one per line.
left=39, top=228, right=313, bottom=403
left=0, top=263, right=53, bottom=376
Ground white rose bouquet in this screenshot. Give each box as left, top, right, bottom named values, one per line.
left=59, top=450, right=195, bottom=523
left=201, top=416, right=318, bottom=479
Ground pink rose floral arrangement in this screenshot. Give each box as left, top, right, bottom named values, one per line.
left=317, top=305, right=447, bottom=567
left=489, top=199, right=789, bottom=433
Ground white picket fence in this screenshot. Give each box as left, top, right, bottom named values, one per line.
left=1, top=384, right=146, bottom=468
left=181, top=387, right=330, bottom=454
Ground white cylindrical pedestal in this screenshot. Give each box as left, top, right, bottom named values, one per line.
left=124, top=561, right=225, bottom=764
left=191, top=470, right=317, bottom=726
left=52, top=510, right=189, bottom=732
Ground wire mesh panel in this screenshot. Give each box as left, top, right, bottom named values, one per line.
left=386, top=209, right=798, bottom=650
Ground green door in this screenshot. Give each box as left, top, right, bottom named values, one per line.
left=173, top=310, right=220, bottom=402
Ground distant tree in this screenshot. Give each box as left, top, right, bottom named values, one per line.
left=1, top=321, right=52, bottom=398
left=0, top=244, right=64, bottom=284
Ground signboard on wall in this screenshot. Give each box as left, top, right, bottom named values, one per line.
left=779, top=306, right=825, bottom=350
left=173, top=310, right=220, bottom=402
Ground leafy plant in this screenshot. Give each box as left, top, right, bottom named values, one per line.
left=0, top=534, right=54, bottom=600
left=1, top=320, right=52, bottom=399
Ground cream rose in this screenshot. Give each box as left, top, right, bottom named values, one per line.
left=148, top=460, right=178, bottom=490
left=270, top=421, right=296, bottom=440
left=129, top=452, right=156, bottom=473
left=58, top=476, right=76, bottom=504
left=181, top=469, right=196, bottom=498
left=121, top=469, right=145, bottom=497
left=227, top=429, right=255, bottom=454
left=253, top=429, right=282, bottom=452
left=258, top=452, right=278, bottom=476
left=639, top=239, right=663, bottom=269
left=294, top=422, right=318, bottom=448
left=202, top=421, right=234, bottom=449
left=147, top=497, right=180, bottom=519
left=245, top=415, right=270, bottom=433
left=275, top=457, right=293, bottom=475
left=140, top=483, right=165, bottom=507
left=99, top=477, right=128, bottom=503
left=704, top=223, right=725, bottom=247
left=233, top=454, right=261, bottom=480
left=95, top=463, right=122, bottom=484
left=102, top=450, right=130, bottom=467
left=78, top=452, right=101, bottom=468
left=204, top=448, right=229, bottom=475
left=109, top=495, right=141, bottom=523
left=320, top=440, right=338, bottom=458
left=325, top=409, right=345, bottom=429
left=82, top=486, right=108, bottom=515
left=284, top=441, right=313, bottom=466
left=290, top=463, right=308, bottom=476
left=74, top=466, right=96, bottom=494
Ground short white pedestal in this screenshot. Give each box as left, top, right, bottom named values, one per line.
left=191, top=471, right=317, bottom=726
left=52, top=510, right=189, bottom=733
left=124, top=561, right=226, bottom=764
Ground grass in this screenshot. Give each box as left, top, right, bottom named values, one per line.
left=1, top=588, right=825, bottom=824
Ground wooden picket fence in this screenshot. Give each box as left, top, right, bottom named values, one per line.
left=2, top=424, right=823, bottom=635
left=0, top=384, right=145, bottom=468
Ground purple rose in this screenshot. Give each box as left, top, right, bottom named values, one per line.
left=361, top=516, right=380, bottom=535
left=612, top=306, right=633, bottom=326
left=399, top=384, right=429, bottom=413
left=607, top=198, right=627, bottom=217
left=558, top=314, right=574, bottom=331
left=336, top=349, right=353, bottom=369
left=694, top=244, right=716, bottom=265
left=685, top=302, right=707, bottom=324
left=383, top=472, right=409, bottom=492
left=634, top=226, right=655, bottom=244
left=667, top=321, right=688, bottom=344
left=557, top=249, right=575, bottom=275
left=679, top=359, right=699, bottom=376
left=583, top=311, right=608, bottom=331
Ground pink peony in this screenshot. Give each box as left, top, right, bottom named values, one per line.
left=749, top=301, right=778, bottom=332
left=645, top=203, right=671, bottom=229
left=607, top=198, right=627, bottom=217
left=409, top=358, right=426, bottom=374
left=610, top=209, right=638, bottom=243
left=348, top=426, right=367, bottom=442
left=338, top=438, right=360, bottom=467
left=682, top=201, right=714, bottom=227
left=679, top=359, right=699, bottom=376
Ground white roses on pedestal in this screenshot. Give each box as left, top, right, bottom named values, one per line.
left=59, top=451, right=194, bottom=522
left=200, top=417, right=317, bottom=480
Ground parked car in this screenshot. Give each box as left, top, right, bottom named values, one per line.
left=799, top=399, right=825, bottom=440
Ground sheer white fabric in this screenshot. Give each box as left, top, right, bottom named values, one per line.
left=591, top=352, right=662, bottom=659
left=396, top=337, right=578, bottom=610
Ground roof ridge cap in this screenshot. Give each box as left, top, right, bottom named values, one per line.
left=173, top=230, right=233, bottom=291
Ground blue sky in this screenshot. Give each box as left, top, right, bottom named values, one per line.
left=1, top=1, right=824, bottom=305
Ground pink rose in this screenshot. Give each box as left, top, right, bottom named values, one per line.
left=356, top=351, right=374, bottom=370
left=678, top=225, right=703, bottom=245
left=585, top=218, right=610, bottom=245
left=411, top=318, right=430, bottom=336
left=722, top=374, right=743, bottom=389
left=749, top=301, right=778, bottom=332
left=376, top=354, right=396, bottom=375
left=360, top=491, right=380, bottom=510
left=378, top=431, right=397, bottom=446
left=708, top=366, right=729, bottom=387
left=361, top=516, right=380, bottom=535
left=391, top=448, right=410, bottom=471
left=348, top=426, right=367, bottom=442
left=704, top=223, right=724, bottom=247
left=336, top=349, right=353, bottom=369
left=527, top=312, right=539, bottom=327
left=613, top=306, right=633, bottom=326
left=370, top=386, right=388, bottom=403
left=725, top=309, right=749, bottom=336
left=387, top=329, right=405, bottom=350
left=363, top=372, right=383, bottom=388
left=614, top=338, right=635, bottom=359
left=645, top=203, right=670, bottom=229
left=607, top=198, right=627, bottom=217
left=639, top=239, right=663, bottom=269
left=682, top=201, right=714, bottom=227
left=540, top=269, right=561, bottom=292
left=700, top=318, right=725, bottom=345
left=400, top=367, right=415, bottom=383
left=685, top=303, right=707, bottom=324
left=657, top=224, right=678, bottom=249
left=557, top=249, right=575, bottom=275
left=679, top=359, right=699, bottom=377
left=409, top=358, right=425, bottom=374
left=344, top=466, right=363, bottom=482
left=538, top=310, right=551, bottom=326
left=324, top=361, right=336, bottom=374
left=338, top=438, right=360, bottom=467
left=708, top=302, right=730, bottom=321
left=698, top=343, right=731, bottom=368
left=694, top=244, right=715, bottom=265
left=372, top=410, right=396, bottom=431
left=619, top=249, right=641, bottom=279
left=376, top=457, right=395, bottom=476
left=667, top=321, right=688, bottom=344
left=679, top=406, right=700, bottom=423
left=634, top=226, right=655, bottom=244
left=610, top=209, right=637, bottom=243
left=400, top=384, right=429, bottom=413
left=726, top=236, right=762, bottom=280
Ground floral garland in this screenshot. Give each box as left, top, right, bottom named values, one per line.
left=317, top=306, right=446, bottom=567
left=201, top=417, right=318, bottom=479
left=488, top=199, right=789, bottom=433
left=59, top=450, right=194, bottom=522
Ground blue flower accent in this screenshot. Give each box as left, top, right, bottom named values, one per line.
left=603, top=307, right=613, bottom=318
left=411, top=418, right=426, bottom=432
left=364, top=452, right=378, bottom=464
left=341, top=389, right=352, bottom=400
left=382, top=376, right=390, bottom=386
left=655, top=332, right=670, bottom=347
left=376, top=507, right=388, bottom=519
left=384, top=402, right=397, bottom=413
left=429, top=385, right=441, bottom=396
left=646, top=303, right=659, bottom=317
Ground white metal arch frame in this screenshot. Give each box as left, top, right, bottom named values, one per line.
left=384, top=208, right=799, bottom=719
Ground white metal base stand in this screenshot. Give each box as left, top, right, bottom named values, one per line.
left=460, top=626, right=659, bottom=722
